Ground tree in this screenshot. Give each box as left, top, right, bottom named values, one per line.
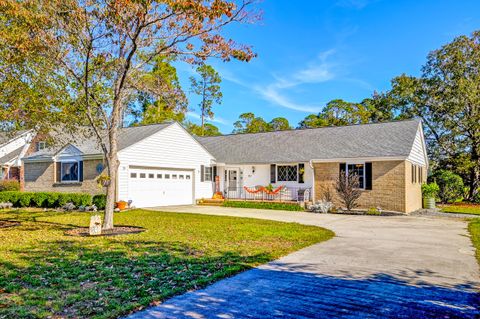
left=233, top=112, right=270, bottom=133
left=185, top=122, right=221, bottom=136
left=131, top=57, right=187, bottom=125
left=0, top=0, right=257, bottom=230
left=190, top=64, right=222, bottom=136
left=382, top=31, right=480, bottom=200
left=335, top=171, right=362, bottom=211
left=298, top=99, right=378, bottom=128
left=269, top=117, right=291, bottom=131
left=431, top=170, right=464, bottom=203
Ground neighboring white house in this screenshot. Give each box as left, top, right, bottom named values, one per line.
left=0, top=130, right=33, bottom=181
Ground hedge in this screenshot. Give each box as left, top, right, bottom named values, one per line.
left=0, top=191, right=93, bottom=208
left=222, top=200, right=304, bottom=211
left=92, top=194, right=107, bottom=210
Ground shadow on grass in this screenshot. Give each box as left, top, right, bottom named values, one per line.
left=0, top=237, right=272, bottom=319
left=126, top=266, right=480, bottom=319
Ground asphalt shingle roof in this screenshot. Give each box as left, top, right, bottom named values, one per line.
left=197, top=119, right=421, bottom=164
left=0, top=146, right=24, bottom=164
left=24, top=123, right=172, bottom=160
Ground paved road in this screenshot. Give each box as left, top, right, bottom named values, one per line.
left=126, top=206, right=480, bottom=319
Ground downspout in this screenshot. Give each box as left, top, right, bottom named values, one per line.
left=309, top=160, right=315, bottom=203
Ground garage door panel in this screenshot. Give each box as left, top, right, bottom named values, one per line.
left=128, top=167, right=193, bottom=208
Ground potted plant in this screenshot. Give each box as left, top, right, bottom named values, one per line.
left=421, top=182, right=439, bottom=209
left=116, top=200, right=127, bottom=211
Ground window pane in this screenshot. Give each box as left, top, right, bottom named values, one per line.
left=179, top=175, right=184, bottom=179
left=130, top=173, right=137, bottom=178
left=149, top=173, right=154, bottom=178
left=277, top=165, right=297, bottom=181
left=186, top=175, right=191, bottom=180
left=204, top=167, right=213, bottom=181
left=165, top=174, right=170, bottom=179
left=347, top=164, right=364, bottom=188
left=61, top=162, right=79, bottom=181
left=157, top=174, right=162, bottom=179
left=172, top=174, right=177, bottom=179
left=140, top=173, right=146, bottom=178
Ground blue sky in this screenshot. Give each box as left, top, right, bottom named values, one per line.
left=179, top=0, right=480, bottom=133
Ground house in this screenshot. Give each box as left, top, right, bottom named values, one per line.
left=0, top=130, right=34, bottom=182
left=197, top=118, right=428, bottom=213
left=22, top=122, right=215, bottom=207
left=22, top=119, right=428, bottom=213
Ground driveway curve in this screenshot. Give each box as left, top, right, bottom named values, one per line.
left=126, top=206, right=480, bottom=319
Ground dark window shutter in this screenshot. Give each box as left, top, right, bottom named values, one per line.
left=56, top=162, right=61, bottom=182
left=339, top=163, right=346, bottom=176
left=200, top=165, right=205, bottom=182
left=79, top=161, right=84, bottom=182
left=298, top=163, right=305, bottom=184
left=365, top=162, right=372, bottom=190
left=270, top=164, right=276, bottom=183
left=213, top=166, right=217, bottom=178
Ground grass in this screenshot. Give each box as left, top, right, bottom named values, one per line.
left=439, top=203, right=480, bottom=215
left=468, top=219, right=480, bottom=266
left=0, top=209, right=333, bottom=319
left=223, top=200, right=304, bottom=211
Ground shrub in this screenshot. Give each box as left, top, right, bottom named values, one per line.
left=31, top=192, right=49, bottom=207
left=432, top=170, right=464, bottom=203
left=422, top=182, right=440, bottom=199
left=222, top=200, right=303, bottom=211
left=366, top=207, right=382, bottom=215
left=18, top=192, right=33, bottom=207
left=0, top=180, right=20, bottom=191
left=0, top=191, right=92, bottom=209
left=335, top=171, right=362, bottom=211
left=92, top=194, right=107, bottom=210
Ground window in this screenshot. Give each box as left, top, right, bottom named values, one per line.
left=204, top=167, right=213, bottom=181
left=130, top=173, right=137, bottom=178
left=157, top=174, right=162, bottom=179
left=148, top=173, right=154, bottom=178
left=347, top=163, right=365, bottom=189
left=172, top=174, right=177, bottom=179
left=165, top=174, right=170, bottom=179
left=61, top=162, right=79, bottom=182
left=186, top=175, right=191, bottom=180
left=277, top=165, right=298, bottom=182
left=412, top=164, right=417, bottom=183
left=37, top=141, right=46, bottom=151
left=419, top=166, right=423, bottom=183
left=140, top=173, right=146, bottom=178
left=179, top=175, right=184, bottom=179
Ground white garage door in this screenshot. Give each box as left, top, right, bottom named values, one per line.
left=128, top=167, right=193, bottom=207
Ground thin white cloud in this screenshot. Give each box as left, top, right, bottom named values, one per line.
left=253, top=50, right=336, bottom=112
left=336, top=0, right=378, bottom=9
left=186, top=111, right=230, bottom=125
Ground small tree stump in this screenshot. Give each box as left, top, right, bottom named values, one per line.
left=89, top=215, right=102, bottom=235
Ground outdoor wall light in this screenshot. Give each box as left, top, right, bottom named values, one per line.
left=252, top=166, right=256, bottom=174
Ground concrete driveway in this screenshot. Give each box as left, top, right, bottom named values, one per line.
left=127, top=206, right=480, bottom=319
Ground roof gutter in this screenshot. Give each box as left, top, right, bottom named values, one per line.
left=310, top=156, right=408, bottom=164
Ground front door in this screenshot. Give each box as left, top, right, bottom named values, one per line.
left=225, top=169, right=239, bottom=198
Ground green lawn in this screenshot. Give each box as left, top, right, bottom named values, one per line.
left=440, top=203, right=480, bottom=215
left=468, top=219, right=480, bottom=265
left=0, top=209, right=333, bottom=319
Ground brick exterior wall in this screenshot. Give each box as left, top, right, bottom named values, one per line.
left=24, top=159, right=104, bottom=195
left=313, top=160, right=423, bottom=213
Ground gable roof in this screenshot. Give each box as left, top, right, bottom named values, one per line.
left=0, top=130, right=30, bottom=147
left=23, top=123, right=172, bottom=161
left=197, top=119, right=422, bottom=164
left=0, top=146, right=24, bottom=165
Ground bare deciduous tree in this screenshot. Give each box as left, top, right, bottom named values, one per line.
left=335, top=172, right=362, bottom=211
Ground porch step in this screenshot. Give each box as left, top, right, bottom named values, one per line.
left=197, top=199, right=225, bottom=206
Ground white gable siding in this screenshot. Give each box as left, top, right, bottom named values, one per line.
left=407, top=125, right=428, bottom=167
left=117, top=123, right=215, bottom=202
left=0, top=133, right=31, bottom=160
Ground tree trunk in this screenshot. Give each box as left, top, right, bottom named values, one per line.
left=468, top=155, right=480, bottom=201
left=103, top=107, right=120, bottom=230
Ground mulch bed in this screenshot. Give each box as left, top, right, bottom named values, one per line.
left=65, top=226, right=145, bottom=237
left=0, top=220, right=21, bottom=228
